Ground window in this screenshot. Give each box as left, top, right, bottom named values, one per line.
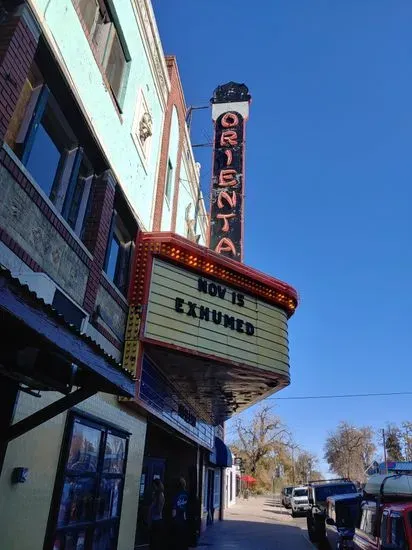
left=104, top=212, right=133, bottom=295
left=360, top=506, right=377, bottom=538
left=5, top=61, right=93, bottom=236
left=49, top=414, right=128, bottom=550
left=391, top=514, right=408, bottom=549
left=74, top=0, right=130, bottom=108
left=165, top=159, right=174, bottom=203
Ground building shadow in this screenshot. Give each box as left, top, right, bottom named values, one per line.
left=196, top=519, right=318, bottom=549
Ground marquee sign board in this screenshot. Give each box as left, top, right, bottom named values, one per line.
left=143, top=258, right=290, bottom=377
left=209, top=82, right=251, bottom=262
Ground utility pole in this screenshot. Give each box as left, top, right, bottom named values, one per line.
left=382, top=428, right=388, bottom=474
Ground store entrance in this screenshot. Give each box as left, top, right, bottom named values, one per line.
left=135, top=421, right=202, bottom=548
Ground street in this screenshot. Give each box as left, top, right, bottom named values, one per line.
left=197, top=496, right=316, bottom=549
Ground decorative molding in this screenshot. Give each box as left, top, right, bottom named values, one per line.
left=211, top=82, right=251, bottom=104
left=131, top=0, right=169, bottom=107
left=139, top=111, right=152, bottom=144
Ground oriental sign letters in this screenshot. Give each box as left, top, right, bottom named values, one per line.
left=210, top=111, right=244, bottom=261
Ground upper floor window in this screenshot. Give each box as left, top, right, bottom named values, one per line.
left=104, top=202, right=135, bottom=296
left=5, top=61, right=93, bottom=236
left=165, top=159, right=173, bottom=204
left=74, top=0, right=131, bottom=109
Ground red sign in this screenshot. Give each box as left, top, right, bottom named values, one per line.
left=209, top=83, right=250, bottom=262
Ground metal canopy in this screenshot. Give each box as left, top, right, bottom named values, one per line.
left=0, top=268, right=135, bottom=398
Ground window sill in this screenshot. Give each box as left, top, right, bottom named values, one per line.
left=101, top=270, right=129, bottom=306
left=2, top=143, right=94, bottom=263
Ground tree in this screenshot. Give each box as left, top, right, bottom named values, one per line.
left=385, top=424, right=404, bottom=462
left=401, top=422, right=412, bottom=461
left=295, top=450, right=319, bottom=484
left=230, top=405, right=289, bottom=476
left=324, top=422, right=376, bottom=481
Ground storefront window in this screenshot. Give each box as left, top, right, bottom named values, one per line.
left=48, top=414, right=129, bottom=550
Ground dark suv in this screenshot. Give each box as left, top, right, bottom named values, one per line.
left=306, top=479, right=357, bottom=543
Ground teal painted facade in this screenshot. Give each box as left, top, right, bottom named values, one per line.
left=30, top=0, right=168, bottom=230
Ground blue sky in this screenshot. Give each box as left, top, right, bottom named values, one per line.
left=153, top=1, right=412, bottom=474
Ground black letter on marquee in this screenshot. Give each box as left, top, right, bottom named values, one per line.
left=199, top=306, right=210, bottom=321
left=175, top=297, right=184, bottom=313
left=208, top=283, right=217, bottom=297
left=245, top=322, right=255, bottom=336
left=187, top=302, right=197, bottom=318
left=198, top=278, right=208, bottom=293
left=224, top=314, right=235, bottom=330
left=217, top=286, right=226, bottom=300
left=212, top=310, right=222, bottom=325
left=236, top=319, right=244, bottom=333
left=237, top=294, right=245, bottom=307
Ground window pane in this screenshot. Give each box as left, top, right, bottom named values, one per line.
left=68, top=422, right=102, bottom=472
left=106, top=235, right=120, bottom=282
left=58, top=477, right=96, bottom=526
left=104, top=434, right=126, bottom=473
left=165, top=160, right=173, bottom=202
left=54, top=530, right=87, bottom=550
left=105, top=31, right=126, bottom=101
left=97, top=478, right=122, bottom=519
left=26, top=121, right=61, bottom=196
left=92, top=524, right=117, bottom=550
left=77, top=0, right=99, bottom=33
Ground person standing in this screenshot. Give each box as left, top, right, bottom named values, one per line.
left=170, top=477, right=189, bottom=550
left=148, top=479, right=165, bottom=550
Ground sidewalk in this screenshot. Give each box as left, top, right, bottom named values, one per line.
left=196, top=496, right=313, bottom=549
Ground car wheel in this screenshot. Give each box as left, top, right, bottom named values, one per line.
left=314, top=517, right=326, bottom=542
left=291, top=510, right=296, bottom=518
left=307, top=517, right=317, bottom=542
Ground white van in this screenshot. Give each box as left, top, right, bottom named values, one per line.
left=291, top=486, right=309, bottom=517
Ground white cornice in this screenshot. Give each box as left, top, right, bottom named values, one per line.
left=131, top=0, right=170, bottom=109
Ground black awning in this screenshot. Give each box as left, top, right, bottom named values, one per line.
left=0, top=268, right=135, bottom=397
left=209, top=437, right=233, bottom=468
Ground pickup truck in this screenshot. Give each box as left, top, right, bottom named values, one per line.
left=306, top=478, right=358, bottom=543
left=354, top=499, right=412, bottom=549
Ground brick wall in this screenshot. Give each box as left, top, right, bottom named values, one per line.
left=82, top=170, right=116, bottom=314
left=0, top=7, right=38, bottom=142
left=0, top=6, right=124, bottom=351
left=152, top=56, right=187, bottom=231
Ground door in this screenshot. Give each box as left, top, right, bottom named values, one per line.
left=206, top=469, right=215, bottom=525
left=135, top=458, right=166, bottom=547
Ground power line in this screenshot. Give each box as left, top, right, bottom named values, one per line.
left=268, top=391, right=412, bottom=401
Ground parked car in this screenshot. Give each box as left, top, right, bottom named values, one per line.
left=281, top=486, right=294, bottom=508
left=291, top=486, right=310, bottom=517
left=306, top=478, right=358, bottom=543
left=353, top=474, right=412, bottom=549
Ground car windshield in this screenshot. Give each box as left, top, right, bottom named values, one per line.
left=286, top=488, right=293, bottom=495
left=294, top=489, right=308, bottom=497
left=315, top=484, right=356, bottom=502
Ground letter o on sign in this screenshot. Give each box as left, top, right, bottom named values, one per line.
left=221, top=112, right=239, bottom=128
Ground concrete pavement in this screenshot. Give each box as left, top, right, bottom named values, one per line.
left=197, top=496, right=315, bottom=550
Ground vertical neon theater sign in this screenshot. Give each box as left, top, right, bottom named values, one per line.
left=209, top=82, right=251, bottom=262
